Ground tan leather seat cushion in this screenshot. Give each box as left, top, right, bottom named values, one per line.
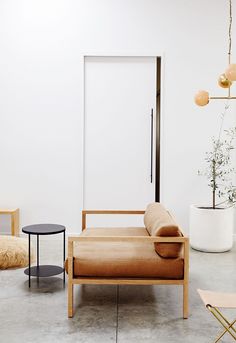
left=65, top=228, right=183, bottom=279
left=144, top=203, right=183, bottom=258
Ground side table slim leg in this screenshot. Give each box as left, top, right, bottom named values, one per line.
left=28, top=234, right=31, bottom=288
left=37, top=235, right=39, bottom=285
left=63, top=230, right=65, bottom=284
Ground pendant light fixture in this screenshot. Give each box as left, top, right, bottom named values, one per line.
left=195, top=0, right=236, bottom=106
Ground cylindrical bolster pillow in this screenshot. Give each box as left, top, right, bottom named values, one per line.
left=144, top=203, right=183, bottom=258
left=154, top=226, right=183, bottom=258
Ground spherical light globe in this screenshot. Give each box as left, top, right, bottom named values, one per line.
left=194, top=90, right=209, bottom=106
left=225, top=64, right=236, bottom=81
left=218, top=73, right=232, bottom=88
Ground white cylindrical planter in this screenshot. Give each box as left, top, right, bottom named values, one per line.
left=189, top=205, right=235, bottom=252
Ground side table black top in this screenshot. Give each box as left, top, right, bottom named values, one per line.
left=22, top=224, right=65, bottom=235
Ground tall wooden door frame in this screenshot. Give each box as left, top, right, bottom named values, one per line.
left=82, top=53, right=164, bottom=208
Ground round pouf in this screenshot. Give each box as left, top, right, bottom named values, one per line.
left=0, top=235, right=35, bottom=269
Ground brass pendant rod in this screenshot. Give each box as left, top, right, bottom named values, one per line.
left=210, top=96, right=236, bottom=99
left=228, top=0, right=232, bottom=65
left=228, top=0, right=232, bottom=97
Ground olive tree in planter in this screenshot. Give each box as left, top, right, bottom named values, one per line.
left=190, top=104, right=236, bottom=252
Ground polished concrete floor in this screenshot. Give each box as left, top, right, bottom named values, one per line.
left=0, top=236, right=236, bottom=343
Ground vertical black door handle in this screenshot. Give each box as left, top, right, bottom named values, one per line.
left=150, top=108, right=153, bottom=183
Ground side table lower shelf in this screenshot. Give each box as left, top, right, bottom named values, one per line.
left=24, top=265, right=64, bottom=278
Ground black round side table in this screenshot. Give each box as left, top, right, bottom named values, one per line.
left=22, top=224, right=66, bottom=288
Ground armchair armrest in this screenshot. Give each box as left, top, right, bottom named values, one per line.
left=68, top=235, right=188, bottom=243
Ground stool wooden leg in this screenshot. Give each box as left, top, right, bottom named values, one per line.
left=11, top=209, right=19, bottom=236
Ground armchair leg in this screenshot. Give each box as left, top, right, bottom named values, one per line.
left=183, top=283, right=189, bottom=319
left=68, top=281, right=74, bottom=318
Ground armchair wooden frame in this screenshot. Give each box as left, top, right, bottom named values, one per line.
left=68, top=210, right=189, bottom=319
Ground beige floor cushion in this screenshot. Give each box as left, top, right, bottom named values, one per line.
left=65, top=228, right=184, bottom=279
left=0, top=235, right=35, bottom=269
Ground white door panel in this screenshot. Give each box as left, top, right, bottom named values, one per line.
left=84, top=56, right=156, bottom=227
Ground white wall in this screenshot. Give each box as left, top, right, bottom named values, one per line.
left=0, top=0, right=235, bottom=233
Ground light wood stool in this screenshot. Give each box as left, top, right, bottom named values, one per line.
left=0, top=209, right=19, bottom=236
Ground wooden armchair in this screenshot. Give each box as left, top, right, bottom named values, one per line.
left=67, top=209, right=189, bottom=319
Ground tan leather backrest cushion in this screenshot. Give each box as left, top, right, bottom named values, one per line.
left=144, top=203, right=182, bottom=258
